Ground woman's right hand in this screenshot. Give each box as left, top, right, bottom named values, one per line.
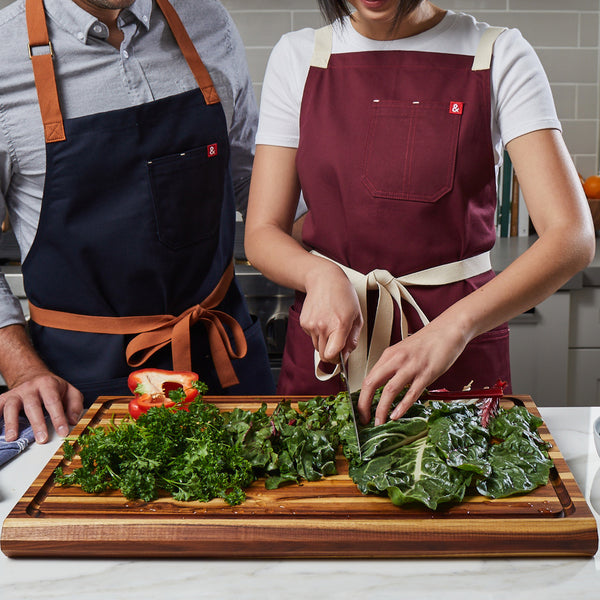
left=300, top=259, right=363, bottom=364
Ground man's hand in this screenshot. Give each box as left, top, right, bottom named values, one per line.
left=0, top=371, right=83, bottom=443
left=0, top=324, right=84, bottom=444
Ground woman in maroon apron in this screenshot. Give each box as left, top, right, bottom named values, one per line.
left=245, top=0, right=595, bottom=424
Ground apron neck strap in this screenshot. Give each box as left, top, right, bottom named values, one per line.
left=471, top=27, right=506, bottom=71
left=154, top=0, right=220, bottom=105
left=310, top=25, right=333, bottom=69
left=26, top=0, right=65, bottom=142
left=25, top=0, right=220, bottom=144
left=310, top=23, right=506, bottom=72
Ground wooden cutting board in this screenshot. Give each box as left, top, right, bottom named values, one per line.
left=1, top=395, right=598, bottom=558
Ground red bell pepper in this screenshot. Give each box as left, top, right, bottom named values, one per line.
left=127, top=368, right=205, bottom=419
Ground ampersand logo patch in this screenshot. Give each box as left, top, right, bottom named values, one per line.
left=207, top=143, right=218, bottom=157
left=449, top=101, right=464, bottom=115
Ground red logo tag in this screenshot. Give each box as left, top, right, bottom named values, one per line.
left=207, top=143, right=218, bottom=157
left=449, top=101, right=463, bottom=115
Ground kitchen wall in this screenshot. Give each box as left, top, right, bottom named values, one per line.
left=223, top=0, right=600, bottom=178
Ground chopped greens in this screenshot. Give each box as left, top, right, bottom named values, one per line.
left=55, top=387, right=553, bottom=510
left=55, top=393, right=353, bottom=506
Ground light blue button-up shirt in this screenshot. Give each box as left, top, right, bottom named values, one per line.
left=0, top=0, right=258, bottom=326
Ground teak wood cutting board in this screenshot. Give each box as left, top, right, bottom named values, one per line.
left=1, top=395, right=598, bottom=558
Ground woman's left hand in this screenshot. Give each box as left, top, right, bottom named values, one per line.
left=357, top=320, right=468, bottom=425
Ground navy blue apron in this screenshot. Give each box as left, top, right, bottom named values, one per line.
left=23, top=0, right=274, bottom=405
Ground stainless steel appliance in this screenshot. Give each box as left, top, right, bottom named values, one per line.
left=234, top=220, right=294, bottom=384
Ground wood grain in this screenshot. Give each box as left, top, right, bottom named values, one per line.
left=1, top=395, right=598, bottom=558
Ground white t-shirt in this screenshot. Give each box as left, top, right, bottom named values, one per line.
left=256, top=10, right=561, bottom=168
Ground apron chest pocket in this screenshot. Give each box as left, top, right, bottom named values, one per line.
left=361, top=100, right=462, bottom=203
left=148, top=142, right=227, bottom=250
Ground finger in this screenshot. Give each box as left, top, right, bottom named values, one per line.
left=22, top=395, right=49, bottom=444
left=374, top=373, right=412, bottom=426
left=322, top=328, right=347, bottom=363
left=389, top=378, right=428, bottom=421
left=64, top=385, right=84, bottom=425
left=357, top=370, right=384, bottom=424
left=39, top=383, right=71, bottom=438
left=2, top=396, right=22, bottom=442
left=341, top=320, right=362, bottom=359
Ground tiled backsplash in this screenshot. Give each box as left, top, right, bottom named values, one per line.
left=223, top=0, right=600, bottom=178
left=1, top=0, right=597, bottom=174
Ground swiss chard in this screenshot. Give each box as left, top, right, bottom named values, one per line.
left=348, top=395, right=553, bottom=509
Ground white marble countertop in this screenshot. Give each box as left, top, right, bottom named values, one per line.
left=1, top=406, right=599, bottom=600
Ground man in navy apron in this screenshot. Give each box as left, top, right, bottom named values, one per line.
left=0, top=0, right=274, bottom=444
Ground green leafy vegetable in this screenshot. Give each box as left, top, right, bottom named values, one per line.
left=56, top=386, right=553, bottom=511
left=56, top=392, right=354, bottom=505
left=348, top=396, right=553, bottom=509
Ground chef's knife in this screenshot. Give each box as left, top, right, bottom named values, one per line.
left=339, top=352, right=362, bottom=460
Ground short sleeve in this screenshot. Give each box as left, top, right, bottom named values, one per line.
left=255, top=30, right=315, bottom=148
left=492, top=29, right=561, bottom=146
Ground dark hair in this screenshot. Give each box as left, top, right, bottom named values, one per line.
left=317, top=0, right=423, bottom=27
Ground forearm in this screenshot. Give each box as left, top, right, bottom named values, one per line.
left=436, top=225, right=595, bottom=347
left=0, top=324, right=50, bottom=388
left=433, top=129, right=596, bottom=346
left=245, top=144, right=330, bottom=292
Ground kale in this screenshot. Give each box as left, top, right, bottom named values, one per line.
left=56, top=400, right=254, bottom=505
left=56, top=392, right=355, bottom=505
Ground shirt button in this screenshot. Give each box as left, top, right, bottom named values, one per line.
left=123, top=50, right=129, bottom=59
left=142, top=15, right=148, bottom=23
left=77, top=31, right=85, bottom=41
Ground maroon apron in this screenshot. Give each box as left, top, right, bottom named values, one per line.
left=277, top=26, right=511, bottom=396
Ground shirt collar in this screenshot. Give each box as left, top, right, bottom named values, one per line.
left=44, top=0, right=154, bottom=45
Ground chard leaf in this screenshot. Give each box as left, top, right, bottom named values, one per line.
left=476, top=432, right=553, bottom=498
left=427, top=410, right=491, bottom=476
left=488, top=406, right=545, bottom=445
left=358, top=417, right=428, bottom=460
left=350, top=436, right=472, bottom=510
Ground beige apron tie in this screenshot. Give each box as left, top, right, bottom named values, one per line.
left=312, top=251, right=492, bottom=392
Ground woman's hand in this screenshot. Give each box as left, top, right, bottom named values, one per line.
left=357, top=318, right=468, bottom=425
left=301, top=259, right=363, bottom=363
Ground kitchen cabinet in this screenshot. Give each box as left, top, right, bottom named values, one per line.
left=509, top=292, right=571, bottom=407
left=568, top=286, right=600, bottom=406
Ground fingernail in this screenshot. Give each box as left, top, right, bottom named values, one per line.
left=35, top=431, right=48, bottom=443
left=375, top=417, right=382, bottom=426
left=58, top=425, right=69, bottom=436
left=5, top=429, right=17, bottom=441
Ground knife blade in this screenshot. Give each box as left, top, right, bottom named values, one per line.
left=339, top=352, right=362, bottom=460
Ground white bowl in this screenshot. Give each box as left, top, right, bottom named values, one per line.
left=594, top=416, right=600, bottom=458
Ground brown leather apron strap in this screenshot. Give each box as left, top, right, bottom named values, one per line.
left=25, top=0, right=66, bottom=143
left=28, top=263, right=247, bottom=388
left=155, top=0, right=220, bottom=105
left=25, top=0, right=220, bottom=145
